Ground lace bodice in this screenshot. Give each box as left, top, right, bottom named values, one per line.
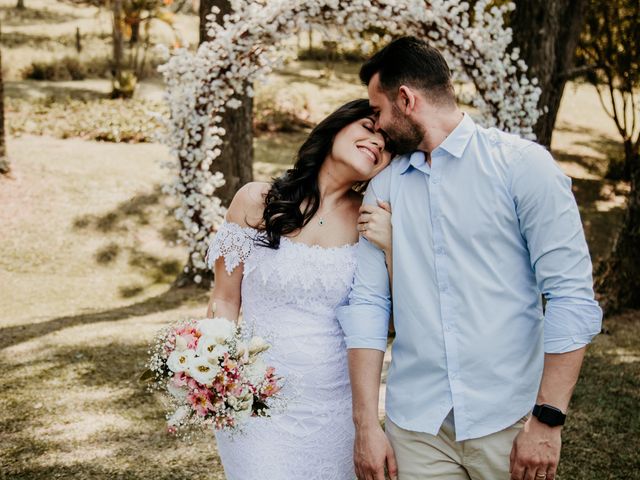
left=206, top=221, right=359, bottom=480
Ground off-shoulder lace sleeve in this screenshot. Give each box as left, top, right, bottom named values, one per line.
left=206, top=222, right=258, bottom=275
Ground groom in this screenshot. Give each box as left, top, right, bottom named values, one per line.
left=338, top=37, right=602, bottom=480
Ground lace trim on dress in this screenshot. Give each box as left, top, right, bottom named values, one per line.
left=206, top=222, right=260, bottom=274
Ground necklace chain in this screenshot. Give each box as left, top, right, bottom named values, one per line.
left=317, top=195, right=349, bottom=226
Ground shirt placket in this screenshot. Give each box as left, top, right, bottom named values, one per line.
left=428, top=152, right=466, bottom=438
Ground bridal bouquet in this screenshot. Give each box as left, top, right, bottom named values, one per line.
left=144, top=316, right=283, bottom=434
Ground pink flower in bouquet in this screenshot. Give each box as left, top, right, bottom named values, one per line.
left=172, top=371, right=188, bottom=387
left=259, top=367, right=283, bottom=398
left=148, top=317, right=285, bottom=433
left=175, top=325, right=201, bottom=350
left=187, top=388, right=214, bottom=416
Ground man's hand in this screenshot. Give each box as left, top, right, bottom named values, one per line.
left=354, top=423, right=398, bottom=480
left=509, top=417, right=562, bottom=480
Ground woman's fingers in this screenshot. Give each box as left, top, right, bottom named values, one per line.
left=358, top=213, right=372, bottom=225
left=377, top=199, right=392, bottom=213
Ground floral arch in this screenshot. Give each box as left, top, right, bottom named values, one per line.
left=159, top=0, right=542, bottom=283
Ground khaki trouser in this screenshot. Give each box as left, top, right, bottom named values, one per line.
left=385, top=411, right=527, bottom=479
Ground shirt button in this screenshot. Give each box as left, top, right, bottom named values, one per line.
left=432, top=177, right=440, bottom=185
left=444, top=324, right=452, bottom=332
left=440, top=283, right=448, bottom=292
left=436, top=247, right=445, bottom=255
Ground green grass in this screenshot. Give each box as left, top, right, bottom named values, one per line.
left=559, top=311, right=640, bottom=479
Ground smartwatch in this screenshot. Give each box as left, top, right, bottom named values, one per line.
left=532, top=404, right=566, bottom=427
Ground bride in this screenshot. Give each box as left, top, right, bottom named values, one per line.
left=206, top=99, right=394, bottom=479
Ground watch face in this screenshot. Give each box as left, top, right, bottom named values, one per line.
left=535, top=404, right=566, bottom=427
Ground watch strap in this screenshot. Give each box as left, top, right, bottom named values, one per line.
left=532, top=404, right=566, bottom=427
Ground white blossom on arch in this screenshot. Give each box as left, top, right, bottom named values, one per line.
left=158, top=0, right=542, bottom=283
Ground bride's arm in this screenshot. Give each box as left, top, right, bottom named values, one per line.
left=206, top=182, right=270, bottom=322
left=207, top=260, right=242, bottom=321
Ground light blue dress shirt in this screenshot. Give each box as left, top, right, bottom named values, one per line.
left=337, top=113, right=602, bottom=441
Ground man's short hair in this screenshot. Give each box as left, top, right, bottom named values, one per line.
left=360, top=36, right=456, bottom=105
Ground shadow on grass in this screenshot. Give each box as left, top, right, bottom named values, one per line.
left=254, top=130, right=307, bottom=166
left=2, top=311, right=637, bottom=479
left=570, top=177, right=627, bottom=265
left=0, top=286, right=208, bottom=351
left=1, top=30, right=110, bottom=49
left=0, top=339, right=223, bottom=480
left=273, top=60, right=361, bottom=86
left=553, top=123, right=624, bottom=174
left=73, top=188, right=164, bottom=234
left=559, top=311, right=640, bottom=479
left=0, top=5, right=81, bottom=27
left=554, top=150, right=606, bottom=178
left=5, top=80, right=110, bottom=102
left=72, top=185, right=185, bottom=298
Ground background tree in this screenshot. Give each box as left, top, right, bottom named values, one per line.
left=580, top=0, right=640, bottom=313
left=16, top=0, right=25, bottom=10
left=0, top=23, right=9, bottom=175
left=510, top=0, right=589, bottom=147
left=198, top=0, right=253, bottom=208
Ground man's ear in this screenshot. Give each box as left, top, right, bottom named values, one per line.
left=397, top=85, right=417, bottom=114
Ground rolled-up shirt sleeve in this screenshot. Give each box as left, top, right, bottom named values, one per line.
left=337, top=172, right=392, bottom=352
left=510, top=144, right=603, bottom=354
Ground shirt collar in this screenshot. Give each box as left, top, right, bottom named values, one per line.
left=436, top=112, right=475, bottom=159
left=398, top=151, right=427, bottom=174
left=398, top=112, right=476, bottom=175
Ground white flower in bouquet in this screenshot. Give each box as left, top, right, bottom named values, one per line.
left=197, top=335, right=230, bottom=361
left=244, top=357, right=267, bottom=385
left=187, top=356, right=220, bottom=386
left=167, top=349, right=196, bottom=373
left=236, top=340, right=249, bottom=363
left=198, top=317, right=235, bottom=343
left=248, top=336, right=270, bottom=356
left=235, top=400, right=253, bottom=422
left=167, top=380, right=188, bottom=400
left=147, top=318, right=284, bottom=434
left=232, top=389, right=254, bottom=421
left=167, top=405, right=189, bottom=427
left=174, top=335, right=189, bottom=352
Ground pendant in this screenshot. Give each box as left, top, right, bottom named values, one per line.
left=318, top=218, right=325, bottom=226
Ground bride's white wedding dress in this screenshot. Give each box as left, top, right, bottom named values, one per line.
left=207, top=222, right=358, bottom=480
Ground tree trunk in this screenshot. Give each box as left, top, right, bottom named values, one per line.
left=130, top=21, right=140, bottom=46
left=595, top=145, right=640, bottom=314
left=511, top=0, right=588, bottom=147
left=16, top=0, right=25, bottom=10
left=174, top=0, right=254, bottom=287
left=0, top=36, right=10, bottom=175
left=112, top=0, right=124, bottom=81
left=199, top=0, right=253, bottom=208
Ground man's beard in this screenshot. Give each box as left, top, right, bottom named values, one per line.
left=382, top=104, right=425, bottom=156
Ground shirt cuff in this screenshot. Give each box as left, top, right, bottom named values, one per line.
left=337, top=304, right=390, bottom=352
left=543, top=300, right=603, bottom=353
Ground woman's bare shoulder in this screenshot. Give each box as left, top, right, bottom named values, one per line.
left=226, top=182, right=270, bottom=227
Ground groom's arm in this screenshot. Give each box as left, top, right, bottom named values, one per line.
left=338, top=234, right=396, bottom=480
left=337, top=173, right=397, bottom=479
left=508, top=144, right=602, bottom=480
